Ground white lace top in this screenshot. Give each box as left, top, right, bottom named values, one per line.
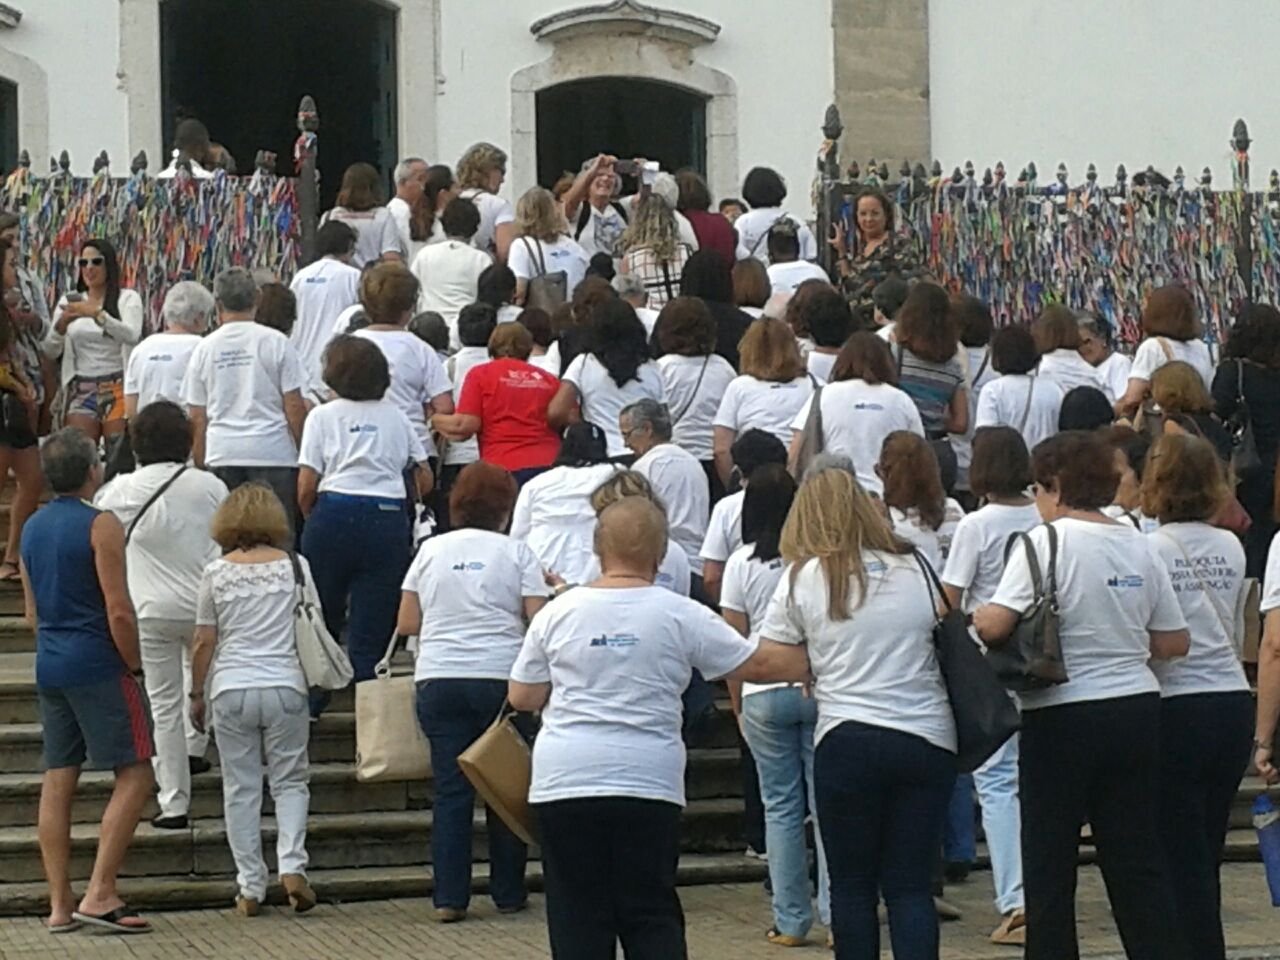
left=196, top=555, right=310, bottom=700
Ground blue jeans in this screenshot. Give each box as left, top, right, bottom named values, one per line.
left=415, top=678, right=528, bottom=911
left=301, top=493, right=410, bottom=684
left=973, top=733, right=1023, bottom=915
left=741, top=687, right=830, bottom=938
left=944, top=774, right=976, bottom=865
left=814, top=720, right=955, bottom=960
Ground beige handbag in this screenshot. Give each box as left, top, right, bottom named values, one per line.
left=355, top=634, right=431, bottom=783
left=457, top=702, right=536, bottom=845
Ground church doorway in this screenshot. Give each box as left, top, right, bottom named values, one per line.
left=159, top=0, right=397, bottom=207
left=535, top=78, right=706, bottom=189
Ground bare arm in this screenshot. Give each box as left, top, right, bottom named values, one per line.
left=1115, top=377, right=1149, bottom=419
left=561, top=154, right=611, bottom=223
left=1149, top=628, right=1190, bottom=661
left=722, top=608, right=750, bottom=717
left=189, top=405, right=208, bottom=469
left=413, top=464, right=434, bottom=499
left=494, top=222, right=515, bottom=265
left=702, top=559, right=726, bottom=606
left=432, top=413, right=481, bottom=441
left=189, top=624, right=217, bottom=733
left=298, top=467, right=320, bottom=519
left=124, top=393, right=139, bottom=419
left=944, top=386, right=969, bottom=435
left=728, top=639, right=813, bottom=685
left=91, top=512, right=140, bottom=672
left=547, top=381, right=581, bottom=431
left=514, top=278, right=529, bottom=306
left=712, top=427, right=736, bottom=489
left=19, top=558, right=34, bottom=629
left=396, top=591, right=422, bottom=638
left=941, top=583, right=964, bottom=615
left=283, top=389, right=307, bottom=447
left=428, top=390, right=454, bottom=417
left=786, top=431, right=804, bottom=476
left=523, top=596, right=547, bottom=623
left=1255, top=609, right=1280, bottom=783
left=509, top=679, right=551, bottom=712
left=973, top=602, right=1018, bottom=647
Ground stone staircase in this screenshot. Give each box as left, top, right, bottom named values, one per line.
left=0, top=563, right=1266, bottom=915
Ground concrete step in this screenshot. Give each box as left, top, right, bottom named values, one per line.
left=0, top=583, right=22, bottom=618
left=0, top=748, right=745, bottom=827
left=0, top=852, right=770, bottom=916
left=0, top=617, right=30, bottom=655
left=0, top=799, right=751, bottom=884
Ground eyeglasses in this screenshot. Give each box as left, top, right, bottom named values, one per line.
left=78, top=257, right=105, bottom=268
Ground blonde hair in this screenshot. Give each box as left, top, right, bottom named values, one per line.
left=590, top=470, right=665, bottom=516
left=621, top=195, right=679, bottom=261
left=780, top=469, right=910, bottom=620
left=211, top=483, right=291, bottom=552
left=1151, top=360, right=1212, bottom=415
left=514, top=187, right=566, bottom=244
left=738, top=317, right=805, bottom=382
left=456, top=142, right=507, bottom=191
left=593, top=497, right=668, bottom=575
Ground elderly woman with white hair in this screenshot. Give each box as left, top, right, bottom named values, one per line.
left=124, top=281, right=215, bottom=416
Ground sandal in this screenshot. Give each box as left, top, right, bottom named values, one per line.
left=765, top=928, right=807, bottom=947
left=990, top=910, right=1027, bottom=945
left=71, top=906, right=151, bottom=934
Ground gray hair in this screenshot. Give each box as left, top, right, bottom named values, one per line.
left=161, top=281, right=215, bottom=332
left=612, top=273, right=646, bottom=303
left=621, top=398, right=672, bottom=442
left=651, top=172, right=679, bottom=209
left=802, top=452, right=857, bottom=482
left=394, top=157, right=427, bottom=185
left=41, top=428, right=98, bottom=494
left=213, top=267, right=258, bottom=312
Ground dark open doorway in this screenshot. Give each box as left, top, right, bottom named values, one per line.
left=160, top=0, right=397, bottom=208
left=0, top=80, right=16, bottom=175
left=536, top=78, right=706, bottom=188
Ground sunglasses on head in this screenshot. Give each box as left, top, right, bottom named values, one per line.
left=78, top=257, right=105, bottom=268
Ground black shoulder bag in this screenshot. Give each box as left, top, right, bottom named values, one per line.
left=985, top=525, right=1068, bottom=692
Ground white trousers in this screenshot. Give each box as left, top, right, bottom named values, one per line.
left=212, top=687, right=311, bottom=901
left=139, top=618, right=209, bottom=818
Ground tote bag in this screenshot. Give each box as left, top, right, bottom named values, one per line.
left=355, top=634, right=431, bottom=782
left=287, top=553, right=354, bottom=691
left=457, top=702, right=537, bottom=845
left=986, top=526, right=1069, bottom=693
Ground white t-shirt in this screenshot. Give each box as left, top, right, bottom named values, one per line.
left=657, top=354, right=737, bottom=461
left=298, top=398, right=427, bottom=499
left=562, top=354, right=667, bottom=458
left=633, top=442, right=710, bottom=575
left=321, top=206, right=404, bottom=268
left=405, top=528, right=546, bottom=682
left=714, top=375, right=814, bottom=447
left=197, top=556, right=311, bottom=701
left=124, top=332, right=202, bottom=409
left=443, top=345, right=489, bottom=466
left=1147, top=522, right=1249, bottom=698
left=760, top=554, right=956, bottom=751
left=635, top=306, right=661, bottom=336
left=181, top=321, right=305, bottom=468
left=890, top=499, right=966, bottom=570
left=460, top=189, right=515, bottom=257
left=700, top=490, right=744, bottom=565
left=989, top=517, right=1186, bottom=710
left=289, top=257, right=361, bottom=385
left=941, top=502, right=1042, bottom=612
left=512, top=586, right=755, bottom=805
left=974, top=374, right=1064, bottom=453
left=721, top=545, right=789, bottom=697
left=510, top=463, right=621, bottom=584
left=806, top=351, right=838, bottom=386
left=95, top=463, right=228, bottom=621
left=1103, top=504, right=1160, bottom=534
left=410, top=241, right=493, bottom=342
left=509, top=236, right=590, bottom=300
left=574, top=202, right=628, bottom=260
left=1037, top=349, right=1107, bottom=397
left=735, top=208, right=818, bottom=266
left=353, top=328, right=452, bottom=455
left=386, top=197, right=413, bottom=257
left=1129, top=336, right=1214, bottom=391
left=791, top=380, right=923, bottom=494
left=581, top=541, right=692, bottom=597
left=1095, top=351, right=1133, bottom=403
left=767, top=259, right=830, bottom=295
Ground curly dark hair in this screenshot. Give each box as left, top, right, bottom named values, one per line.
left=589, top=300, right=650, bottom=387
left=1223, top=303, right=1280, bottom=367
left=655, top=296, right=716, bottom=357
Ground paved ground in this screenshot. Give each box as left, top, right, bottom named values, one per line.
left=1, top=865, right=1278, bottom=959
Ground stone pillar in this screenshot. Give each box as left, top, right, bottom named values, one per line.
left=397, top=0, right=439, bottom=163
left=832, top=0, right=930, bottom=167
left=119, top=0, right=163, bottom=165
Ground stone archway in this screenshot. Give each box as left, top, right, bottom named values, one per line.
left=0, top=44, right=48, bottom=165
left=512, top=3, right=737, bottom=197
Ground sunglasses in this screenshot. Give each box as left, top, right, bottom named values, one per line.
left=78, top=257, right=105, bottom=268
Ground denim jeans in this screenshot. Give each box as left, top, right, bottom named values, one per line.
left=741, top=687, right=830, bottom=938
left=302, top=493, right=410, bottom=684
left=415, top=678, right=528, bottom=911
left=972, top=733, right=1023, bottom=915
left=814, top=720, right=954, bottom=960
left=943, top=774, right=976, bottom=865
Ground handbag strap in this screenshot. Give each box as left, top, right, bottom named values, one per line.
left=1017, top=375, right=1037, bottom=434
left=521, top=237, right=548, bottom=278
left=374, top=633, right=409, bottom=679
left=670, top=355, right=710, bottom=425
left=286, top=551, right=308, bottom=606
left=910, top=548, right=950, bottom=620
left=1157, top=527, right=1237, bottom=642
left=973, top=348, right=990, bottom=385
left=125, top=465, right=187, bottom=544
left=1004, top=523, right=1059, bottom=610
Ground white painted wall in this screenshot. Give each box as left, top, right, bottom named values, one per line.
left=0, top=0, right=129, bottom=172
left=433, top=0, right=835, bottom=207
left=929, top=0, right=1280, bottom=185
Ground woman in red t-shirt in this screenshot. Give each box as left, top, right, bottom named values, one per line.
left=433, top=323, right=560, bottom=484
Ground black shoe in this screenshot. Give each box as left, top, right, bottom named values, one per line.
left=151, top=814, right=189, bottom=830
left=188, top=756, right=212, bottom=776
left=944, top=861, right=971, bottom=884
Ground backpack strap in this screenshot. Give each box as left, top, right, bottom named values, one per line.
left=521, top=237, right=548, bottom=277
left=574, top=203, right=592, bottom=241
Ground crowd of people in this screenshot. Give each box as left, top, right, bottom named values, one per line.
left=9, top=144, right=1280, bottom=960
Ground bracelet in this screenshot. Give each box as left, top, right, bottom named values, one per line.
left=1255, top=739, right=1273, bottom=753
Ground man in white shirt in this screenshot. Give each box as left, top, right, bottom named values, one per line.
left=182, top=267, right=307, bottom=533
left=95, top=401, right=228, bottom=829
left=620, top=399, right=710, bottom=589
left=411, top=198, right=493, bottom=349
left=766, top=220, right=830, bottom=295
left=386, top=157, right=428, bottom=256
left=288, top=220, right=361, bottom=393
left=124, top=281, right=213, bottom=417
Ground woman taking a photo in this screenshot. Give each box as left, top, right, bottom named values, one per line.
left=1141, top=434, right=1252, bottom=960
left=399, top=462, right=547, bottom=923
left=975, top=430, right=1191, bottom=960
left=45, top=238, right=143, bottom=447
left=758, top=466, right=955, bottom=958
left=620, top=196, right=694, bottom=310
left=190, top=484, right=317, bottom=917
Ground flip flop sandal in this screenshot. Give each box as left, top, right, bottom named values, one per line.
left=72, top=907, right=152, bottom=935
left=45, top=919, right=82, bottom=935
